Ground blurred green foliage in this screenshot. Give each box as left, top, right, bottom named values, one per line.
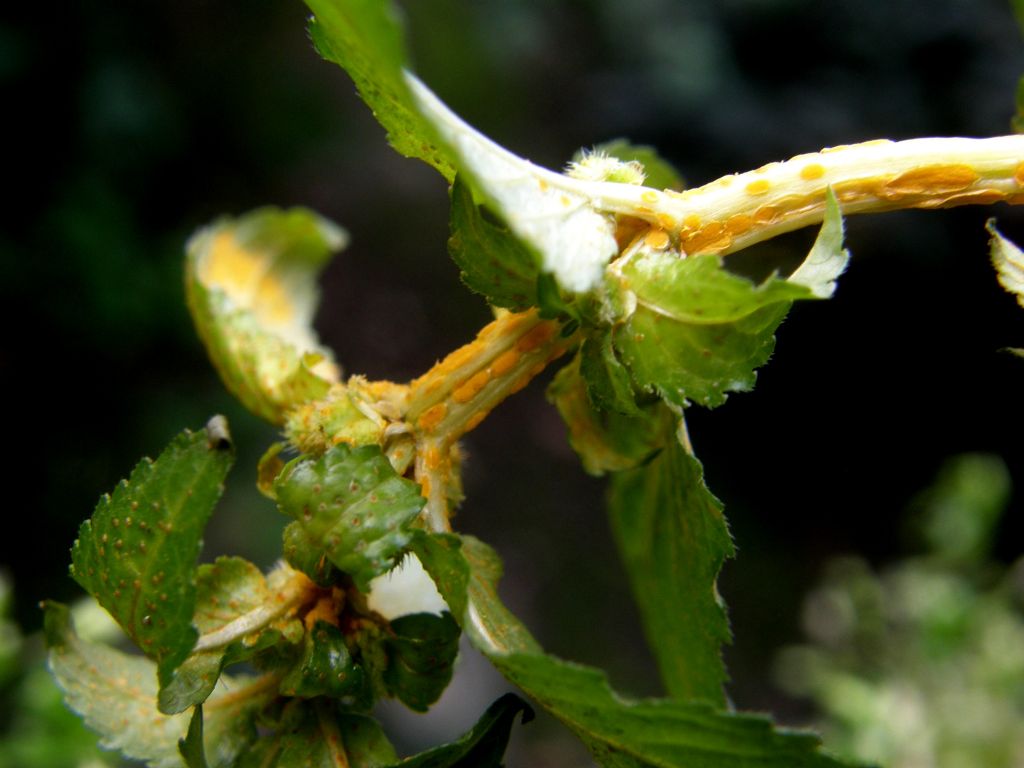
left=776, top=455, right=1024, bottom=767
left=0, top=580, right=120, bottom=767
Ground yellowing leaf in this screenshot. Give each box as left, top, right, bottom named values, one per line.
left=186, top=207, right=347, bottom=424
left=44, top=602, right=270, bottom=768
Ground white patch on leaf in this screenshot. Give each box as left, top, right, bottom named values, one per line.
left=366, top=552, right=449, bottom=620
left=405, top=73, right=618, bottom=294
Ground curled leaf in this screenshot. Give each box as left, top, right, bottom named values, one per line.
left=447, top=175, right=539, bottom=310
left=186, top=207, right=347, bottom=424
left=395, top=693, right=534, bottom=767
left=305, top=0, right=458, bottom=181
left=279, top=621, right=373, bottom=707
left=788, top=187, right=850, bottom=299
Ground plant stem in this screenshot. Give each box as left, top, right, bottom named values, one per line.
left=406, top=308, right=578, bottom=530
left=579, top=135, right=1024, bottom=255
left=315, top=700, right=351, bottom=768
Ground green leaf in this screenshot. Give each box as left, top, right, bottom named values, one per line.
left=70, top=418, right=234, bottom=687
left=303, top=2, right=696, bottom=298
left=1013, top=0, right=1024, bottom=35
left=548, top=352, right=675, bottom=476
left=179, top=705, right=210, bottom=768
left=580, top=140, right=685, bottom=192
left=238, top=701, right=399, bottom=768
left=608, top=434, right=733, bottom=704
left=282, top=521, right=337, bottom=586
left=987, top=219, right=1024, bottom=307
left=448, top=175, right=539, bottom=310
left=303, top=1, right=614, bottom=294
left=185, top=207, right=346, bottom=425
left=414, top=536, right=852, bottom=768
left=280, top=620, right=373, bottom=707
left=493, top=653, right=853, bottom=768
left=611, top=252, right=812, bottom=407
left=442, top=536, right=541, bottom=657
left=341, top=712, right=401, bottom=768
left=383, top=612, right=460, bottom=712
left=274, top=443, right=425, bottom=592
left=579, top=334, right=645, bottom=415
left=914, top=453, right=1011, bottom=565
left=407, top=533, right=470, bottom=622
left=395, top=693, right=534, bottom=767
left=410, top=534, right=538, bottom=656
left=304, top=0, right=457, bottom=181
left=44, top=602, right=267, bottom=768
left=787, top=188, right=850, bottom=299
left=158, top=557, right=305, bottom=714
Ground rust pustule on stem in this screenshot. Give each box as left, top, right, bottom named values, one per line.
left=582, top=136, right=1024, bottom=257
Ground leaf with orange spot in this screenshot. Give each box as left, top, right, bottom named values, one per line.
left=274, top=444, right=425, bottom=592
left=70, top=418, right=234, bottom=689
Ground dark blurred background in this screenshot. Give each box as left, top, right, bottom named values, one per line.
left=2, top=0, right=1023, bottom=763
